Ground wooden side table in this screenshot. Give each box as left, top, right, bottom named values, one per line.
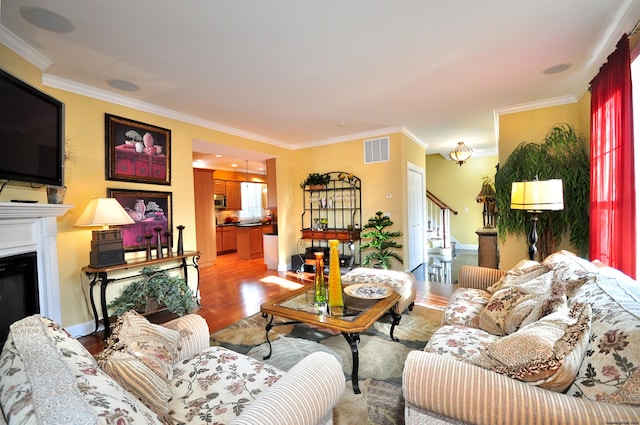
left=476, top=228, right=499, bottom=269
left=82, top=251, right=200, bottom=338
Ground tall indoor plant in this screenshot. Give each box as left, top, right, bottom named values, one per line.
left=494, top=124, right=589, bottom=260
left=359, top=211, right=403, bottom=269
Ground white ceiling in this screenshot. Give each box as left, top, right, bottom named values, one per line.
left=2, top=1, right=640, bottom=173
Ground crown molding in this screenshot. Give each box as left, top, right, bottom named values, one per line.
left=494, top=95, right=578, bottom=116
left=0, top=25, right=52, bottom=70
left=42, top=74, right=293, bottom=149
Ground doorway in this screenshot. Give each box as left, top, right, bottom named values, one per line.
left=407, top=163, right=426, bottom=271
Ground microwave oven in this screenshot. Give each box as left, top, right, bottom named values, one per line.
left=214, top=194, right=226, bottom=208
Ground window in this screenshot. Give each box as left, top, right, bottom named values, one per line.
left=239, top=182, right=264, bottom=219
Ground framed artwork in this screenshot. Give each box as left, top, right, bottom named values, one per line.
left=105, top=114, right=171, bottom=185
left=107, top=188, right=173, bottom=251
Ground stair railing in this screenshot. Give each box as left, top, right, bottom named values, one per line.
left=426, top=190, right=458, bottom=249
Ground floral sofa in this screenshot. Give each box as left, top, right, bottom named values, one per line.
left=403, top=250, right=640, bottom=424
left=0, top=311, right=345, bottom=425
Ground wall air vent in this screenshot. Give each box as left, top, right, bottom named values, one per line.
left=363, top=136, right=390, bottom=164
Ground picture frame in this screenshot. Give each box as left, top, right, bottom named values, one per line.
left=105, top=114, right=171, bottom=185
left=107, top=188, right=173, bottom=251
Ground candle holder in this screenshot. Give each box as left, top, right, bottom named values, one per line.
left=154, top=227, right=164, bottom=259
left=177, top=225, right=185, bottom=255
left=165, top=232, right=173, bottom=256
left=144, top=234, right=153, bottom=261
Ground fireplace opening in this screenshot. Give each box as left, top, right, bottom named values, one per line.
left=0, top=252, right=39, bottom=347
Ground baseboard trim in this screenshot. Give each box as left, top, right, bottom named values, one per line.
left=67, top=320, right=102, bottom=339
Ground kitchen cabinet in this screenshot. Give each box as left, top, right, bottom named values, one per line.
left=193, top=169, right=216, bottom=267
left=225, top=181, right=242, bottom=210
left=236, top=225, right=264, bottom=259
left=216, top=225, right=237, bottom=254
left=214, top=179, right=226, bottom=195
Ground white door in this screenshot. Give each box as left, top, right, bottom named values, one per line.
left=407, top=163, right=426, bottom=271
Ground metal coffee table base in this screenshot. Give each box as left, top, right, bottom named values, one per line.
left=261, top=311, right=401, bottom=394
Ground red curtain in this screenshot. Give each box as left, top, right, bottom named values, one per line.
left=590, top=35, right=636, bottom=278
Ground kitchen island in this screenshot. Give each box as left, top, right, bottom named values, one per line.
left=235, top=222, right=273, bottom=259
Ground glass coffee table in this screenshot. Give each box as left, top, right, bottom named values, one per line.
left=260, top=285, right=401, bottom=393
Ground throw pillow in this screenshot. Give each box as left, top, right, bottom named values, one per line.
left=101, top=351, right=174, bottom=422
left=478, top=271, right=560, bottom=335
left=600, top=367, right=640, bottom=405
left=469, top=303, right=592, bottom=392
left=487, top=259, right=549, bottom=294
left=97, top=311, right=181, bottom=423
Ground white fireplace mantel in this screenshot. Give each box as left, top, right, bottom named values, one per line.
left=0, top=202, right=73, bottom=324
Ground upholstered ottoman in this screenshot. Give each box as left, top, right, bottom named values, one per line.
left=341, top=267, right=416, bottom=314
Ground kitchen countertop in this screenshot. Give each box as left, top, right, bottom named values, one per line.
left=217, top=222, right=272, bottom=227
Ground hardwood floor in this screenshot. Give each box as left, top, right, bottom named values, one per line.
left=78, top=252, right=455, bottom=354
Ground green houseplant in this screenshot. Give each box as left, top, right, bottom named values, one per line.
left=300, top=172, right=331, bottom=189
left=359, top=211, right=404, bottom=269
left=495, top=124, right=589, bottom=260
left=108, top=266, right=196, bottom=317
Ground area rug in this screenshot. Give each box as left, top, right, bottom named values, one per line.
left=210, top=304, right=444, bottom=425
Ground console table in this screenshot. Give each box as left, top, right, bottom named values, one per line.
left=83, top=251, right=200, bottom=338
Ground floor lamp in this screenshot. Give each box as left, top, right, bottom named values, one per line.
left=510, top=178, right=564, bottom=261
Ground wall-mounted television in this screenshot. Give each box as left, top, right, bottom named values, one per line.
left=0, top=68, right=64, bottom=187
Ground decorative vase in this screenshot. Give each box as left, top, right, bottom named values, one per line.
left=46, top=186, right=67, bottom=204
left=328, top=240, right=344, bottom=313
left=135, top=141, right=144, bottom=153
left=313, top=252, right=327, bottom=310
left=134, top=199, right=146, bottom=219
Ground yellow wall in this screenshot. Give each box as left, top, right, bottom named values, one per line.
left=497, top=95, right=590, bottom=269
left=1, top=44, right=426, bottom=331
left=0, top=45, right=294, bottom=329
left=287, top=133, right=426, bottom=271
left=426, top=154, right=500, bottom=246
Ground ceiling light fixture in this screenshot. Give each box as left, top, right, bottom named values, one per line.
left=449, top=141, right=473, bottom=166
left=19, top=6, right=76, bottom=33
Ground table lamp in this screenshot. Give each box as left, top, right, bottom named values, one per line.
left=75, top=198, right=135, bottom=267
left=510, top=178, right=564, bottom=261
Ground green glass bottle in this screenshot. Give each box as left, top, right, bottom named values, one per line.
left=313, top=252, right=327, bottom=308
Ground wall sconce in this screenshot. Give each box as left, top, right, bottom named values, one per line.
left=510, top=178, right=564, bottom=261
left=449, top=142, right=473, bottom=166
left=75, top=198, right=135, bottom=267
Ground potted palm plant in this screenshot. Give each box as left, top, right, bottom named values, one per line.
left=359, top=211, right=403, bottom=269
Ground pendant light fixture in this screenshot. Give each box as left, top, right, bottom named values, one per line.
left=449, top=141, right=473, bottom=166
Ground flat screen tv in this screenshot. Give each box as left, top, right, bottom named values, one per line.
left=0, top=68, right=64, bottom=186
